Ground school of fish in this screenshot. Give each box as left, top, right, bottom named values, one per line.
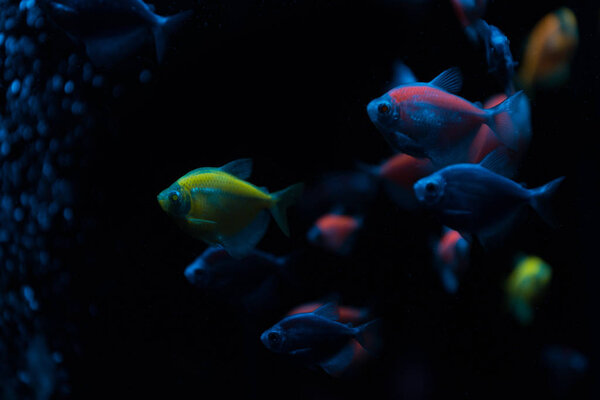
left=149, top=2, right=581, bottom=380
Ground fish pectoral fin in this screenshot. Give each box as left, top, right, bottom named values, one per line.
left=185, top=217, right=217, bottom=226
left=428, top=67, right=463, bottom=94
left=289, top=348, right=313, bottom=357
left=319, top=343, right=356, bottom=377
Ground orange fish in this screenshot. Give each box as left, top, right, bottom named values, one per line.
left=432, top=228, right=470, bottom=293
left=307, top=213, right=363, bottom=255
left=517, top=8, right=578, bottom=93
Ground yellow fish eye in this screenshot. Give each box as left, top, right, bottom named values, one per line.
left=169, top=191, right=180, bottom=202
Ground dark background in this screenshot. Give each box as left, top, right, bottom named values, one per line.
left=55, top=0, right=598, bottom=398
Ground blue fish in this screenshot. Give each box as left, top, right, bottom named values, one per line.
left=184, top=247, right=295, bottom=313
left=413, top=151, right=564, bottom=246
left=42, top=0, right=192, bottom=67
left=469, top=20, right=518, bottom=94
left=261, top=303, right=380, bottom=376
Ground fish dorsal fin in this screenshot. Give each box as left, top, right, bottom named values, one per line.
left=429, top=67, right=463, bottom=94
left=313, top=302, right=339, bottom=320
left=219, top=158, right=253, bottom=180
left=478, top=148, right=512, bottom=177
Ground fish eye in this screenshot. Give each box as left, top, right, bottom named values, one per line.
left=169, top=191, right=180, bottom=203
left=377, top=102, right=391, bottom=114
left=268, top=332, right=281, bottom=345
left=426, top=182, right=437, bottom=193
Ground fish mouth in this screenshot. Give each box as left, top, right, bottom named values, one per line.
left=157, top=191, right=169, bottom=212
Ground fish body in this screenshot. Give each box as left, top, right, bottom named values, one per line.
left=432, top=228, right=470, bottom=293
left=413, top=153, right=564, bottom=245
left=158, top=159, right=303, bottom=258
left=287, top=302, right=370, bottom=325
left=367, top=68, right=522, bottom=167
left=506, top=255, right=552, bottom=324
left=359, top=153, right=435, bottom=209
left=517, top=8, right=578, bottom=92
left=184, top=247, right=289, bottom=292
left=307, top=213, right=363, bottom=255
left=42, top=0, right=192, bottom=66
left=261, top=303, right=380, bottom=376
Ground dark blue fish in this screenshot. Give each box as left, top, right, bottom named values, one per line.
left=41, top=0, right=192, bottom=67
left=185, top=246, right=291, bottom=293
left=185, top=247, right=293, bottom=313
left=261, top=303, right=380, bottom=376
left=542, top=346, right=588, bottom=395
left=413, top=152, right=564, bottom=246
left=468, top=20, right=518, bottom=94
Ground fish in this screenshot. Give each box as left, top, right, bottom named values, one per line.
left=542, top=346, right=588, bottom=394
left=286, top=299, right=372, bottom=373
left=505, top=255, right=552, bottom=325
left=184, top=246, right=292, bottom=293
left=517, top=8, right=578, bottom=93
left=307, top=211, right=363, bottom=255
left=286, top=300, right=370, bottom=325
left=261, top=302, right=380, bottom=377
left=450, top=0, right=487, bottom=29
left=359, top=154, right=435, bottom=209
left=413, top=151, right=564, bottom=247
left=41, top=0, right=193, bottom=67
left=158, top=159, right=304, bottom=259
left=184, top=246, right=294, bottom=313
left=367, top=67, right=524, bottom=167
left=468, top=20, right=518, bottom=94
left=431, top=227, right=470, bottom=293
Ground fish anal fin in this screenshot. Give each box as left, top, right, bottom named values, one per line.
left=219, top=210, right=269, bottom=259
left=319, top=344, right=355, bottom=377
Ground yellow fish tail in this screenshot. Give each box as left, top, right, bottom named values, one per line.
left=269, top=183, right=304, bottom=237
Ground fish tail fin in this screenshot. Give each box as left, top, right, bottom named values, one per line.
left=354, top=319, right=382, bottom=357
left=530, top=176, right=565, bottom=228
left=485, top=90, right=527, bottom=151
left=269, top=183, right=304, bottom=236
left=153, top=10, right=194, bottom=63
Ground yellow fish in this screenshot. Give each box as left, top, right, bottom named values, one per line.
left=517, top=7, right=578, bottom=93
left=157, top=159, right=303, bottom=258
left=505, top=255, right=552, bottom=325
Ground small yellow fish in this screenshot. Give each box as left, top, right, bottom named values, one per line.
left=157, top=159, right=303, bottom=258
left=505, top=255, right=552, bottom=325
left=517, top=7, right=578, bottom=93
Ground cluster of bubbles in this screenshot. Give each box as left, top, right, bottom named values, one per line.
left=0, top=0, right=159, bottom=398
